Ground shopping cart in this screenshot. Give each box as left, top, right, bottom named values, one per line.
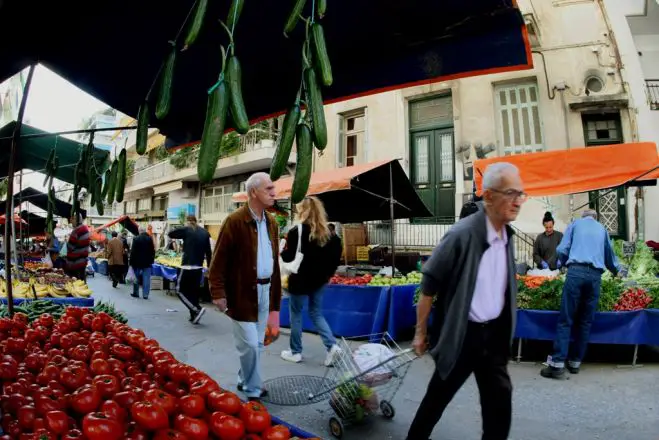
left=307, top=332, right=416, bottom=438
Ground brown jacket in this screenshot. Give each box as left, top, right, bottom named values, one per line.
left=107, top=237, right=125, bottom=266
left=209, top=205, right=281, bottom=322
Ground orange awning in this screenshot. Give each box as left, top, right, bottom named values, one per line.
left=474, top=142, right=659, bottom=197
left=232, top=160, right=391, bottom=203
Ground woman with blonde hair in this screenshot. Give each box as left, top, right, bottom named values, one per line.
left=280, top=197, right=343, bottom=366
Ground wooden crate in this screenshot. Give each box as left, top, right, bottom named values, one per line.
left=150, top=276, right=164, bottom=291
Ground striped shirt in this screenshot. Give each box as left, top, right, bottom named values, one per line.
left=66, top=224, right=90, bottom=271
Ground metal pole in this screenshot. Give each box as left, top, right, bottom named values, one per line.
left=5, top=64, right=36, bottom=317
left=389, top=163, right=396, bottom=276
left=0, top=125, right=138, bottom=142
left=18, top=170, right=23, bottom=248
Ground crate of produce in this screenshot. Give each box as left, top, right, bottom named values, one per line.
left=150, top=276, right=164, bottom=290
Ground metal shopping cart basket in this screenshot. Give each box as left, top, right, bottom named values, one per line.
left=307, top=332, right=416, bottom=438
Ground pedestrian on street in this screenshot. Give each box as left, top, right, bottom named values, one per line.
left=541, top=209, right=620, bottom=379
left=209, top=172, right=281, bottom=401
left=169, top=215, right=212, bottom=324
left=121, top=231, right=129, bottom=283
left=65, top=213, right=90, bottom=282
left=107, top=231, right=125, bottom=288
left=130, top=227, right=156, bottom=299
left=280, top=196, right=343, bottom=365
left=533, top=212, right=564, bottom=271
left=407, top=162, right=525, bottom=440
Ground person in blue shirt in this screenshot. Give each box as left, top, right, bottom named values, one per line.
left=541, top=209, right=620, bottom=379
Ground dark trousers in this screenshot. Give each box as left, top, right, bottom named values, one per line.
left=176, top=269, right=203, bottom=317
left=549, top=264, right=602, bottom=368
left=108, top=265, right=123, bottom=285
left=407, top=318, right=513, bottom=440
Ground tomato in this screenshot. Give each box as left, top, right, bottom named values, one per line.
left=88, top=358, right=110, bottom=376
left=174, top=414, right=209, bottom=440
left=189, top=378, right=220, bottom=397
left=70, top=345, right=91, bottom=362
left=35, top=394, right=62, bottom=416
left=6, top=393, right=27, bottom=415
left=61, top=429, right=84, bottom=440
left=124, top=421, right=149, bottom=440
left=100, top=399, right=127, bottom=422
left=6, top=337, right=26, bottom=353
left=0, top=361, right=18, bottom=380
left=33, top=417, right=47, bottom=431
left=179, top=394, right=205, bottom=417
left=209, top=413, right=245, bottom=440
left=39, top=313, right=54, bottom=328
left=152, top=429, right=189, bottom=440
left=242, top=434, right=263, bottom=440
left=82, top=412, right=123, bottom=440
left=44, top=410, right=69, bottom=435
left=33, top=428, right=57, bottom=440
left=25, top=328, right=40, bottom=343
left=7, top=420, right=22, bottom=438
left=70, top=384, right=101, bottom=414
left=144, top=389, right=177, bottom=415
left=59, top=365, right=87, bottom=390
left=208, top=391, right=242, bottom=415
left=107, top=358, right=124, bottom=371
left=114, top=390, right=139, bottom=408
left=0, top=318, right=13, bottom=332
left=24, top=353, right=44, bottom=372
left=131, top=401, right=169, bottom=431
left=110, top=344, right=134, bottom=361
left=240, top=401, right=272, bottom=434
left=263, top=425, right=291, bottom=440
left=93, top=374, right=120, bottom=399
left=16, top=405, right=35, bottom=431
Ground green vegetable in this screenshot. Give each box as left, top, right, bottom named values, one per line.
left=115, top=150, right=127, bottom=203
left=226, top=56, right=249, bottom=135
left=183, top=0, right=209, bottom=50
left=270, top=104, right=301, bottom=181
left=155, top=46, right=177, bottom=120
left=304, top=68, right=327, bottom=149
left=106, top=160, right=118, bottom=205
left=284, top=0, right=307, bottom=36
left=198, top=79, right=230, bottom=184
left=101, top=169, right=111, bottom=198
left=311, top=24, right=333, bottom=86
left=318, top=0, right=327, bottom=18
left=226, top=0, right=244, bottom=31
left=291, top=123, right=313, bottom=204
left=135, top=102, right=149, bottom=155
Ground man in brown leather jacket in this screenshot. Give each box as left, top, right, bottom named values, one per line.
left=209, top=172, right=281, bottom=401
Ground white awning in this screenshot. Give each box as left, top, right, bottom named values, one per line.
left=153, top=181, right=183, bottom=195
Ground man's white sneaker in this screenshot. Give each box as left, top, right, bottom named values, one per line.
left=280, top=350, right=302, bottom=363
left=324, top=344, right=342, bottom=367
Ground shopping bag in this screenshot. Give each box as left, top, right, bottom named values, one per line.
left=280, top=224, right=304, bottom=277
left=264, top=311, right=280, bottom=346
left=126, top=267, right=137, bottom=284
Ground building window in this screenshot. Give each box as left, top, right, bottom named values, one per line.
left=125, top=200, right=137, bottom=214
left=201, top=185, right=234, bottom=215
left=338, top=110, right=366, bottom=167
left=495, top=82, right=544, bottom=155
left=137, top=197, right=152, bottom=212
left=153, top=196, right=168, bottom=211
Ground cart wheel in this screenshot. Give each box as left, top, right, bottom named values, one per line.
left=329, top=417, right=344, bottom=438
left=380, top=400, right=395, bottom=419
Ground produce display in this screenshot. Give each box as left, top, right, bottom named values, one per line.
left=0, top=278, right=93, bottom=300
left=155, top=254, right=183, bottom=269
left=329, top=272, right=423, bottom=287
left=0, top=300, right=126, bottom=324
left=0, top=307, right=317, bottom=439
left=23, top=261, right=50, bottom=272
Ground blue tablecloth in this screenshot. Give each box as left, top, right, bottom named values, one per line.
left=280, top=285, right=390, bottom=338
left=271, top=415, right=319, bottom=439
left=387, top=284, right=419, bottom=340
left=97, top=261, right=108, bottom=276
left=1, top=297, right=94, bottom=307
left=88, top=257, right=98, bottom=272
left=151, top=263, right=179, bottom=281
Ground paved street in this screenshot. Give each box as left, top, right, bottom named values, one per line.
left=89, top=276, right=659, bottom=440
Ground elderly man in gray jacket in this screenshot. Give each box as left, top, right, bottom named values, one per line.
left=407, top=162, right=525, bottom=440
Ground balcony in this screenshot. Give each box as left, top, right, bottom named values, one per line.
left=200, top=193, right=236, bottom=224
left=646, top=80, right=659, bottom=110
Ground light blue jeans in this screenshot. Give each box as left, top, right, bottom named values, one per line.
left=289, top=287, right=336, bottom=355
left=132, top=267, right=152, bottom=299
left=232, top=284, right=269, bottom=398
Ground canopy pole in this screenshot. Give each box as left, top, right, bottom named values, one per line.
left=0, top=125, right=138, bottom=142
left=18, top=170, right=23, bottom=248
left=5, top=64, right=36, bottom=317
left=389, top=163, right=396, bottom=277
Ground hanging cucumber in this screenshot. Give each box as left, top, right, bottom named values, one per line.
left=304, top=68, right=327, bottom=149
left=106, top=160, right=118, bottom=205
left=270, top=104, right=301, bottom=181
left=135, top=102, right=149, bottom=156
left=198, top=79, right=230, bottom=184
left=226, top=56, right=249, bottom=135
left=226, top=0, right=245, bottom=31
left=115, top=150, right=127, bottom=203
left=90, top=177, right=97, bottom=206
left=311, top=24, right=333, bottom=86
left=43, top=150, right=55, bottom=187
left=101, top=169, right=111, bottom=198
left=94, top=176, right=103, bottom=209
left=318, top=0, right=327, bottom=18
left=284, top=0, right=307, bottom=36
left=183, top=0, right=209, bottom=50
left=155, top=45, right=177, bottom=120
left=291, top=123, right=313, bottom=204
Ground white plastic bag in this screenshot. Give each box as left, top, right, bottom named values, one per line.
left=280, top=224, right=304, bottom=277
left=126, top=267, right=137, bottom=284
left=527, top=268, right=560, bottom=277
left=352, top=343, right=397, bottom=387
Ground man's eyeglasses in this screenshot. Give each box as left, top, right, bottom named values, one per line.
left=490, top=189, right=528, bottom=202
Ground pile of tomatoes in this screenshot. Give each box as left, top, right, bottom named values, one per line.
left=0, top=307, right=316, bottom=440
left=328, top=274, right=372, bottom=286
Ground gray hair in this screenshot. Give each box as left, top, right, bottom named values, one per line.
left=582, top=209, right=598, bottom=219
left=245, top=172, right=271, bottom=198
left=482, top=162, right=520, bottom=190
left=138, top=227, right=147, bottom=234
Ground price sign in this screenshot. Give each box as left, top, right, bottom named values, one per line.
left=622, top=241, right=635, bottom=258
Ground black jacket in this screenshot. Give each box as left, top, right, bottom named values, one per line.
left=130, top=233, right=155, bottom=269
left=281, top=224, right=342, bottom=295
left=168, top=225, right=212, bottom=267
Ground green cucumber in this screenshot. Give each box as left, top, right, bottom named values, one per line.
left=291, top=123, right=313, bottom=204
left=43, top=150, right=55, bottom=186
left=106, top=160, right=118, bottom=205
left=226, top=0, right=244, bottom=31
left=94, top=176, right=103, bottom=215
left=318, top=0, right=327, bottom=17
left=270, top=104, right=301, bottom=181
left=155, top=46, right=176, bottom=120
left=183, top=0, right=209, bottom=50
left=304, top=68, right=327, bottom=149
left=312, top=24, right=333, bottom=86
left=115, top=150, right=127, bottom=203
left=197, top=80, right=230, bottom=184
left=226, top=56, right=249, bottom=135
left=284, top=0, right=307, bottom=36
left=101, top=169, right=111, bottom=198
left=136, top=102, right=149, bottom=155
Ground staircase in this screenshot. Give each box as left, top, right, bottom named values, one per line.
left=511, top=224, right=535, bottom=267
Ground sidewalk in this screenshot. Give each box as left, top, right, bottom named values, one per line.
left=89, top=276, right=659, bottom=439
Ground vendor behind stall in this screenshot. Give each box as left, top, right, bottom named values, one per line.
left=533, top=212, right=563, bottom=270
left=45, top=247, right=66, bottom=270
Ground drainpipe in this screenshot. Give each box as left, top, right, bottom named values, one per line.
left=556, top=83, right=575, bottom=221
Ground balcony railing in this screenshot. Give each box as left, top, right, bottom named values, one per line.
left=200, top=194, right=236, bottom=216
left=646, top=79, right=659, bottom=110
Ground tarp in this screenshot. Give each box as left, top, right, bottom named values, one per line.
left=232, top=160, right=433, bottom=222
left=0, top=187, right=87, bottom=219
left=93, top=215, right=139, bottom=236
left=0, top=0, right=532, bottom=143
left=473, top=142, right=659, bottom=197
left=17, top=211, right=56, bottom=238
left=0, top=123, right=110, bottom=183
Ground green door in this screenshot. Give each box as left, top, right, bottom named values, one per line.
left=411, top=129, right=455, bottom=223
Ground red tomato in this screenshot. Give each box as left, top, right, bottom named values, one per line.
left=208, top=391, right=242, bottom=415
left=5, top=393, right=27, bottom=415
left=152, top=429, right=189, bottom=440
left=32, top=418, right=47, bottom=432
left=100, top=400, right=127, bottom=422
left=174, top=414, right=209, bottom=440
left=178, top=394, right=205, bottom=417
left=44, top=410, right=69, bottom=435
left=61, top=429, right=84, bottom=440
left=59, top=365, right=87, bottom=390
left=124, top=421, right=149, bottom=440
left=89, top=358, right=110, bottom=376
left=6, top=337, right=26, bottom=353
left=70, top=384, right=101, bottom=414
left=6, top=420, right=22, bottom=438
left=263, top=425, right=291, bottom=440
left=82, top=412, right=123, bottom=440
left=189, top=378, right=219, bottom=397
left=144, top=389, right=177, bottom=415
left=131, top=401, right=169, bottom=431
left=110, top=344, right=134, bottom=361
left=35, top=394, right=62, bottom=416
left=209, top=413, right=245, bottom=440
left=114, top=390, right=139, bottom=408
left=240, top=401, right=272, bottom=434
left=0, top=362, right=17, bottom=380
left=70, top=345, right=91, bottom=362
left=92, top=374, right=120, bottom=399
left=17, top=405, right=36, bottom=431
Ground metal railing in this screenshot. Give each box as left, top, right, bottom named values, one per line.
left=646, top=79, right=659, bottom=110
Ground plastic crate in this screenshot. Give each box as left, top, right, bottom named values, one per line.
left=356, top=246, right=370, bottom=261
left=150, top=276, right=164, bottom=290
